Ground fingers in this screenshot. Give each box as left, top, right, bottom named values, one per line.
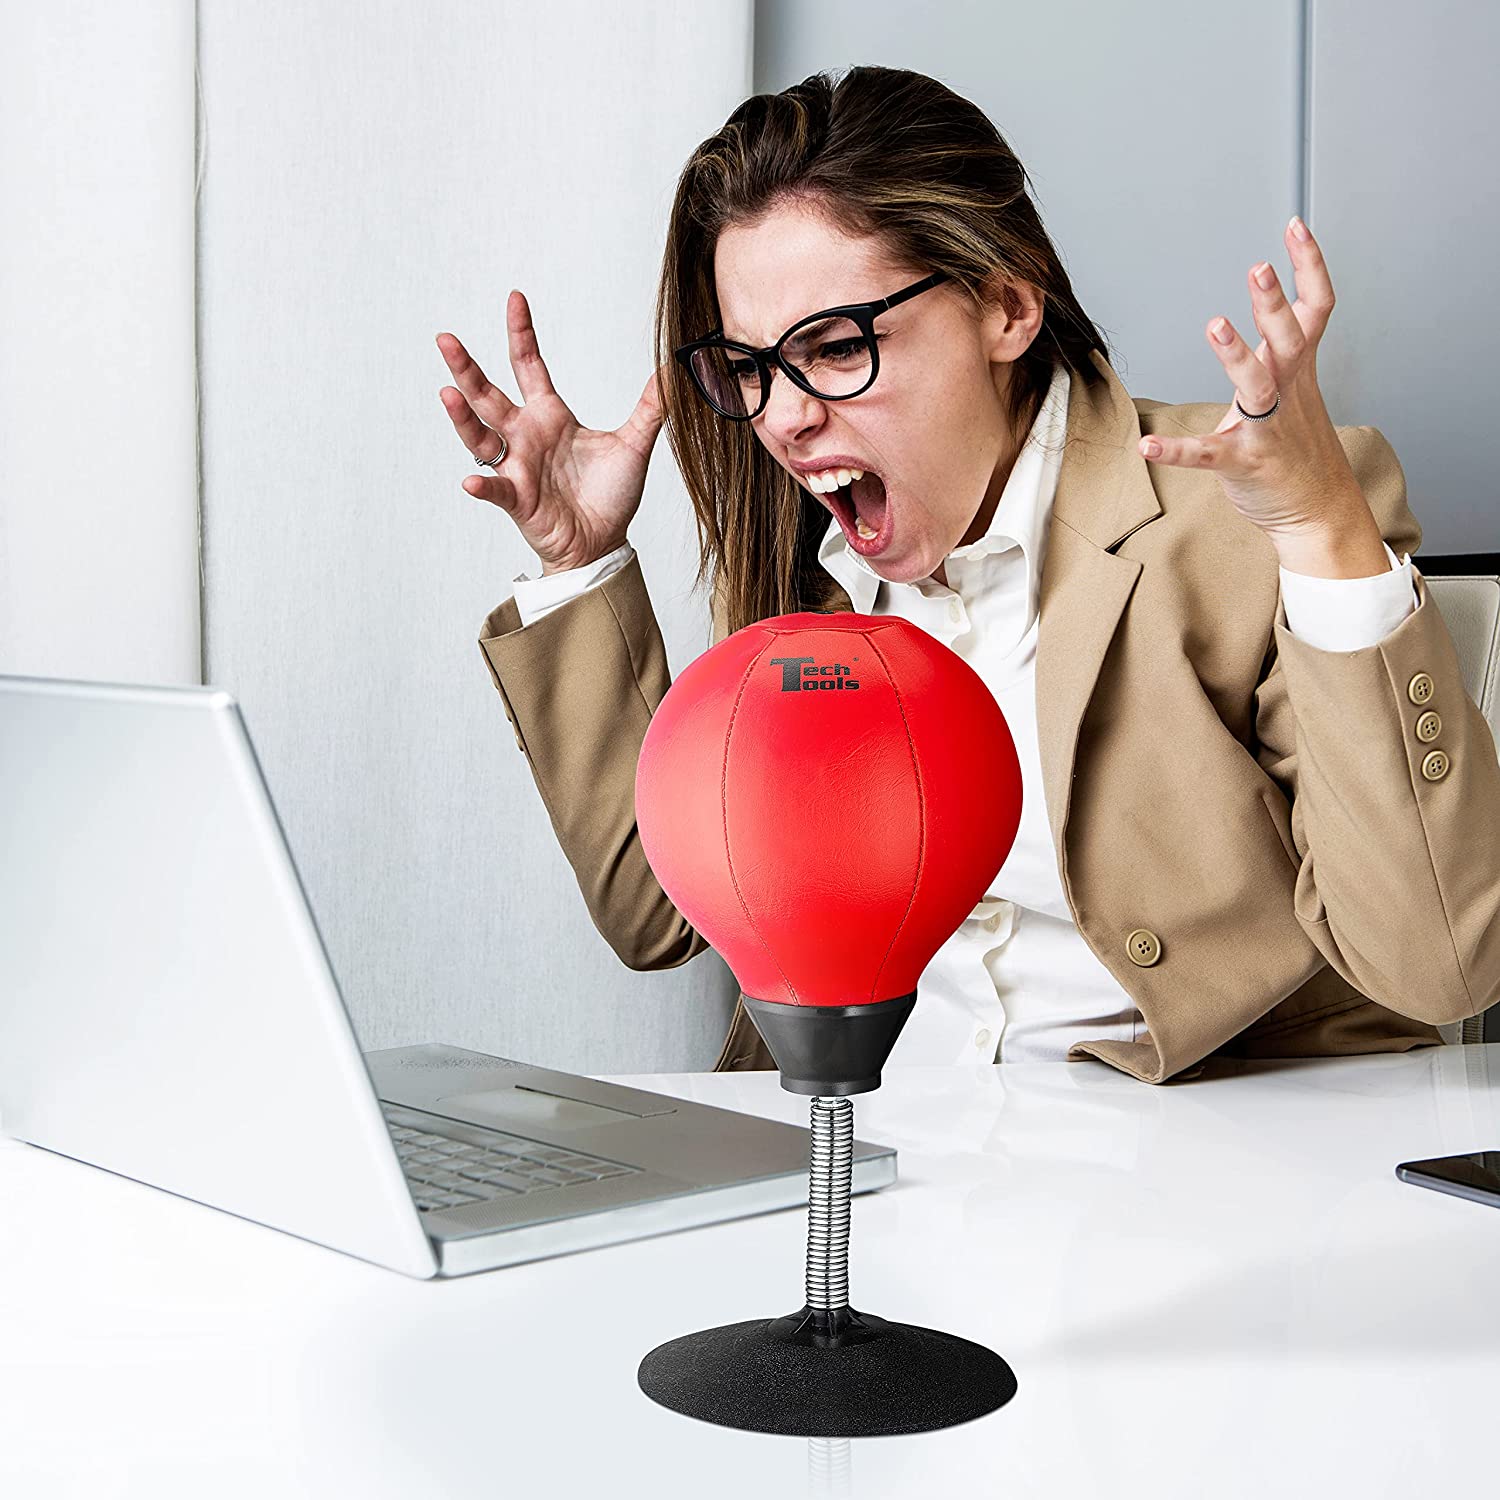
left=1283, top=215, right=1335, bottom=341
left=436, top=330, right=516, bottom=428
left=617, top=364, right=667, bottom=456
left=438, top=382, right=507, bottom=465
left=505, top=288, right=559, bottom=404
left=435, top=342, right=512, bottom=508
left=1245, top=260, right=1306, bottom=368
left=461, top=468, right=520, bottom=511
left=1138, top=430, right=1232, bottom=469
left=1204, top=314, right=1279, bottom=417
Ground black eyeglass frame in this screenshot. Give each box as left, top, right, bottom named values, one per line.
left=673, top=271, right=950, bottom=420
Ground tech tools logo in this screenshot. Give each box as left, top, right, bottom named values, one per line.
left=768, top=656, right=862, bottom=692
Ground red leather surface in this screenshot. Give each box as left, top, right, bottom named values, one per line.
left=635, top=612, right=1021, bottom=1008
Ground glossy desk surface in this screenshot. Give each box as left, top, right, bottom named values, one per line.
left=3, top=1045, right=1497, bottom=1498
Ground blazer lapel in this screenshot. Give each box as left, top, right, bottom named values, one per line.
left=1033, top=351, right=1162, bottom=892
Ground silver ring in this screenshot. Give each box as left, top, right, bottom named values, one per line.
left=1235, top=392, right=1280, bottom=422
left=478, top=433, right=509, bottom=469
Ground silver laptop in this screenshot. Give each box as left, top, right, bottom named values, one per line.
left=0, top=674, right=896, bottom=1280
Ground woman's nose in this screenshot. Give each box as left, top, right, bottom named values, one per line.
left=760, top=363, right=827, bottom=438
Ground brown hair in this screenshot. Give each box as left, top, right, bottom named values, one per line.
left=653, top=65, right=1114, bottom=638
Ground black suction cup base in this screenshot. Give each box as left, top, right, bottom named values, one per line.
left=636, top=1301, right=1018, bottom=1437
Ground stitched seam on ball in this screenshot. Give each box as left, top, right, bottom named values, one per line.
left=865, top=630, right=923, bottom=1004
left=723, top=635, right=801, bottom=1004
left=763, top=619, right=906, bottom=633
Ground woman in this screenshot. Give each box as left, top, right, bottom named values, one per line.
left=439, top=66, right=1498, bottom=1084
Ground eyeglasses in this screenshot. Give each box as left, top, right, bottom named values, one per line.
left=674, top=271, right=949, bottom=420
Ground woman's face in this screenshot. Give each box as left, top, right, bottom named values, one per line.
left=713, top=200, right=1044, bottom=587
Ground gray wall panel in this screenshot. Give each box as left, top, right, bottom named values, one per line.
left=756, top=0, right=1495, bottom=553
left=755, top=0, right=1304, bottom=404
left=1308, top=0, right=1499, bottom=552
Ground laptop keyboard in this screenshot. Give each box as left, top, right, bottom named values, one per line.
left=381, top=1102, right=641, bottom=1213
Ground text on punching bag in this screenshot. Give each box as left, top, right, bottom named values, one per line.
left=768, top=656, right=862, bottom=692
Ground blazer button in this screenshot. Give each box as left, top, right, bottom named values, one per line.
left=1415, top=710, right=1442, bottom=743
left=1125, top=928, right=1162, bottom=966
left=1421, top=748, right=1450, bottom=782
left=1407, top=671, right=1435, bottom=705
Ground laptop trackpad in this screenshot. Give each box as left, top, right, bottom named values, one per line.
left=434, top=1084, right=646, bottom=1136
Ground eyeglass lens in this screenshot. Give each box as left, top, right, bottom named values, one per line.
left=688, top=315, right=874, bottom=416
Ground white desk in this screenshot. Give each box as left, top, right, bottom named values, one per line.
left=2, top=1045, right=1497, bottom=1499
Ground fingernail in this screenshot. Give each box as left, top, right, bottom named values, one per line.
left=1141, top=438, right=1161, bottom=458
left=1289, top=215, right=1310, bottom=241
left=1254, top=262, right=1275, bottom=289
left=1212, top=318, right=1233, bottom=344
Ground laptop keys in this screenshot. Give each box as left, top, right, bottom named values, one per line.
left=381, top=1102, right=640, bottom=1212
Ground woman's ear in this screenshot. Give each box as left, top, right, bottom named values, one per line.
left=979, top=274, right=1045, bottom=363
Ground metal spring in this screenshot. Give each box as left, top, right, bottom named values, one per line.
left=804, top=1095, right=854, bottom=1312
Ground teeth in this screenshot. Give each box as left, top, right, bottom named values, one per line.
left=798, top=463, right=881, bottom=540
left=804, top=466, right=865, bottom=493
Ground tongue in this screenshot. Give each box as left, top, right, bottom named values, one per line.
left=850, top=472, right=887, bottom=528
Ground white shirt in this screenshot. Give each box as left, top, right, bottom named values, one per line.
left=510, top=363, right=1420, bottom=1064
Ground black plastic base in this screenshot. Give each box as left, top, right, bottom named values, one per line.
left=743, top=992, right=917, bottom=1096
left=636, top=1301, right=1018, bottom=1436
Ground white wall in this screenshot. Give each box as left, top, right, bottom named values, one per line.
left=194, top=0, right=752, bottom=1070
left=0, top=0, right=199, bottom=683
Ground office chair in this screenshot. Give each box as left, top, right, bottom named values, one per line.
left=1418, top=554, right=1500, bottom=1046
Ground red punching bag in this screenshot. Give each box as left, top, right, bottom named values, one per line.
left=635, top=610, right=1026, bottom=1435
left=635, top=610, right=1022, bottom=1094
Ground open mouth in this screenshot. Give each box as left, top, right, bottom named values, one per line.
left=811, top=470, right=892, bottom=554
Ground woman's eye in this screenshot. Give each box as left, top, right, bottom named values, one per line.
left=822, top=333, right=889, bottom=359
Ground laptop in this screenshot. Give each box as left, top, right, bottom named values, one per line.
left=0, top=674, right=896, bottom=1279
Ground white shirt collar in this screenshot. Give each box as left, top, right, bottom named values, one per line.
left=815, top=360, right=1072, bottom=617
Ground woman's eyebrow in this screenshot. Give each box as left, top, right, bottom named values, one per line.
left=720, top=320, right=779, bottom=346
left=724, top=300, right=841, bottom=345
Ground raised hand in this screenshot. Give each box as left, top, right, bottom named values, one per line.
left=438, top=289, right=667, bottom=573
left=1137, top=216, right=1386, bottom=573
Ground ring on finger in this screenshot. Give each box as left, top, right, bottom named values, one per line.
left=1235, top=392, right=1280, bottom=422
left=478, top=432, right=509, bottom=469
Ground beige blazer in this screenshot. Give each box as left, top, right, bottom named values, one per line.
left=477, top=349, right=1500, bottom=1084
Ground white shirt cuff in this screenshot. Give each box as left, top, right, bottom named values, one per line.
left=1278, top=541, right=1419, bottom=652
left=513, top=542, right=635, bottom=628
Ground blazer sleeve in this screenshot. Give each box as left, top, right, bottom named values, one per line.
left=1252, top=423, right=1500, bottom=1028
left=475, top=550, right=713, bottom=972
